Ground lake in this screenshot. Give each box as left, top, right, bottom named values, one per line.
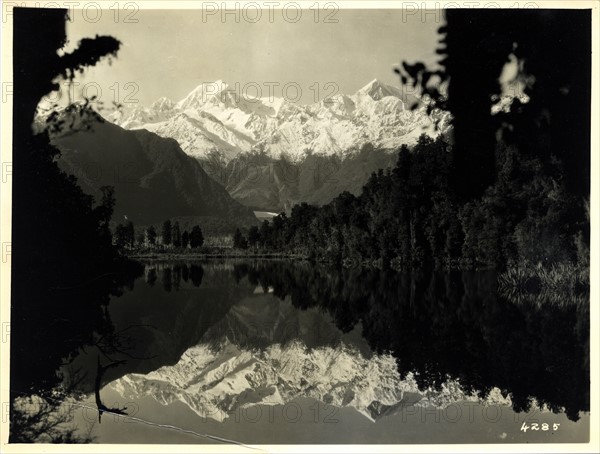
left=10, top=260, right=590, bottom=444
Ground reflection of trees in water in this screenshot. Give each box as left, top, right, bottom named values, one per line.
left=235, top=261, right=589, bottom=421
left=144, top=261, right=263, bottom=292
left=10, top=368, right=96, bottom=443
left=146, top=268, right=157, bottom=286
left=10, top=395, right=95, bottom=443
left=54, top=261, right=254, bottom=403
left=11, top=340, right=150, bottom=442
left=144, top=262, right=205, bottom=291
left=9, top=258, right=144, bottom=442
left=162, top=267, right=172, bottom=292
left=190, top=265, right=204, bottom=287
left=11, top=312, right=161, bottom=441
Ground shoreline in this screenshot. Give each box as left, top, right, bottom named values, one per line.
left=123, top=251, right=589, bottom=304
left=125, top=249, right=305, bottom=260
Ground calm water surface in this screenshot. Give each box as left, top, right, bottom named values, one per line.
left=12, top=260, right=590, bottom=444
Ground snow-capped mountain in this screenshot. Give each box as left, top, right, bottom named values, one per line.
left=107, top=79, right=451, bottom=211
left=113, top=96, right=176, bottom=129
left=109, top=79, right=448, bottom=163
left=110, top=340, right=420, bottom=422
left=106, top=289, right=511, bottom=423
left=110, top=339, right=512, bottom=423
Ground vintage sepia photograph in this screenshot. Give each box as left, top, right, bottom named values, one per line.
left=0, top=1, right=597, bottom=451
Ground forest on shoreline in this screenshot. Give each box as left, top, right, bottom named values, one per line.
left=122, top=133, right=588, bottom=282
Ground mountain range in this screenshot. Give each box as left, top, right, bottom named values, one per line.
left=50, top=114, right=257, bottom=230
left=107, top=288, right=512, bottom=423
left=108, top=79, right=450, bottom=211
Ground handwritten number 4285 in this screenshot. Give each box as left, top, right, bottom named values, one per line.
left=521, top=422, right=560, bottom=432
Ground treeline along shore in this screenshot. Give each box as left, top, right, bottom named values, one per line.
left=115, top=139, right=588, bottom=305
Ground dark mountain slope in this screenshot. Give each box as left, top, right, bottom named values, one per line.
left=52, top=118, right=257, bottom=227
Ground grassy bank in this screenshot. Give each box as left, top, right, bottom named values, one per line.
left=498, top=262, right=589, bottom=306
left=125, top=246, right=305, bottom=260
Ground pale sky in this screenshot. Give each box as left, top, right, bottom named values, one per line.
left=62, top=8, right=443, bottom=107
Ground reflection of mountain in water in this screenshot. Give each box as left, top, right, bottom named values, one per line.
left=67, top=262, right=256, bottom=389
left=198, top=290, right=371, bottom=353
left=100, top=260, right=587, bottom=423
left=240, top=262, right=589, bottom=421
left=112, top=338, right=510, bottom=422
left=109, top=289, right=510, bottom=422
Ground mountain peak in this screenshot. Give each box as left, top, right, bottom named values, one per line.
left=363, top=78, right=383, bottom=88
left=176, top=80, right=229, bottom=110
left=190, top=79, right=227, bottom=92
left=151, top=96, right=174, bottom=111
left=357, top=79, right=403, bottom=101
